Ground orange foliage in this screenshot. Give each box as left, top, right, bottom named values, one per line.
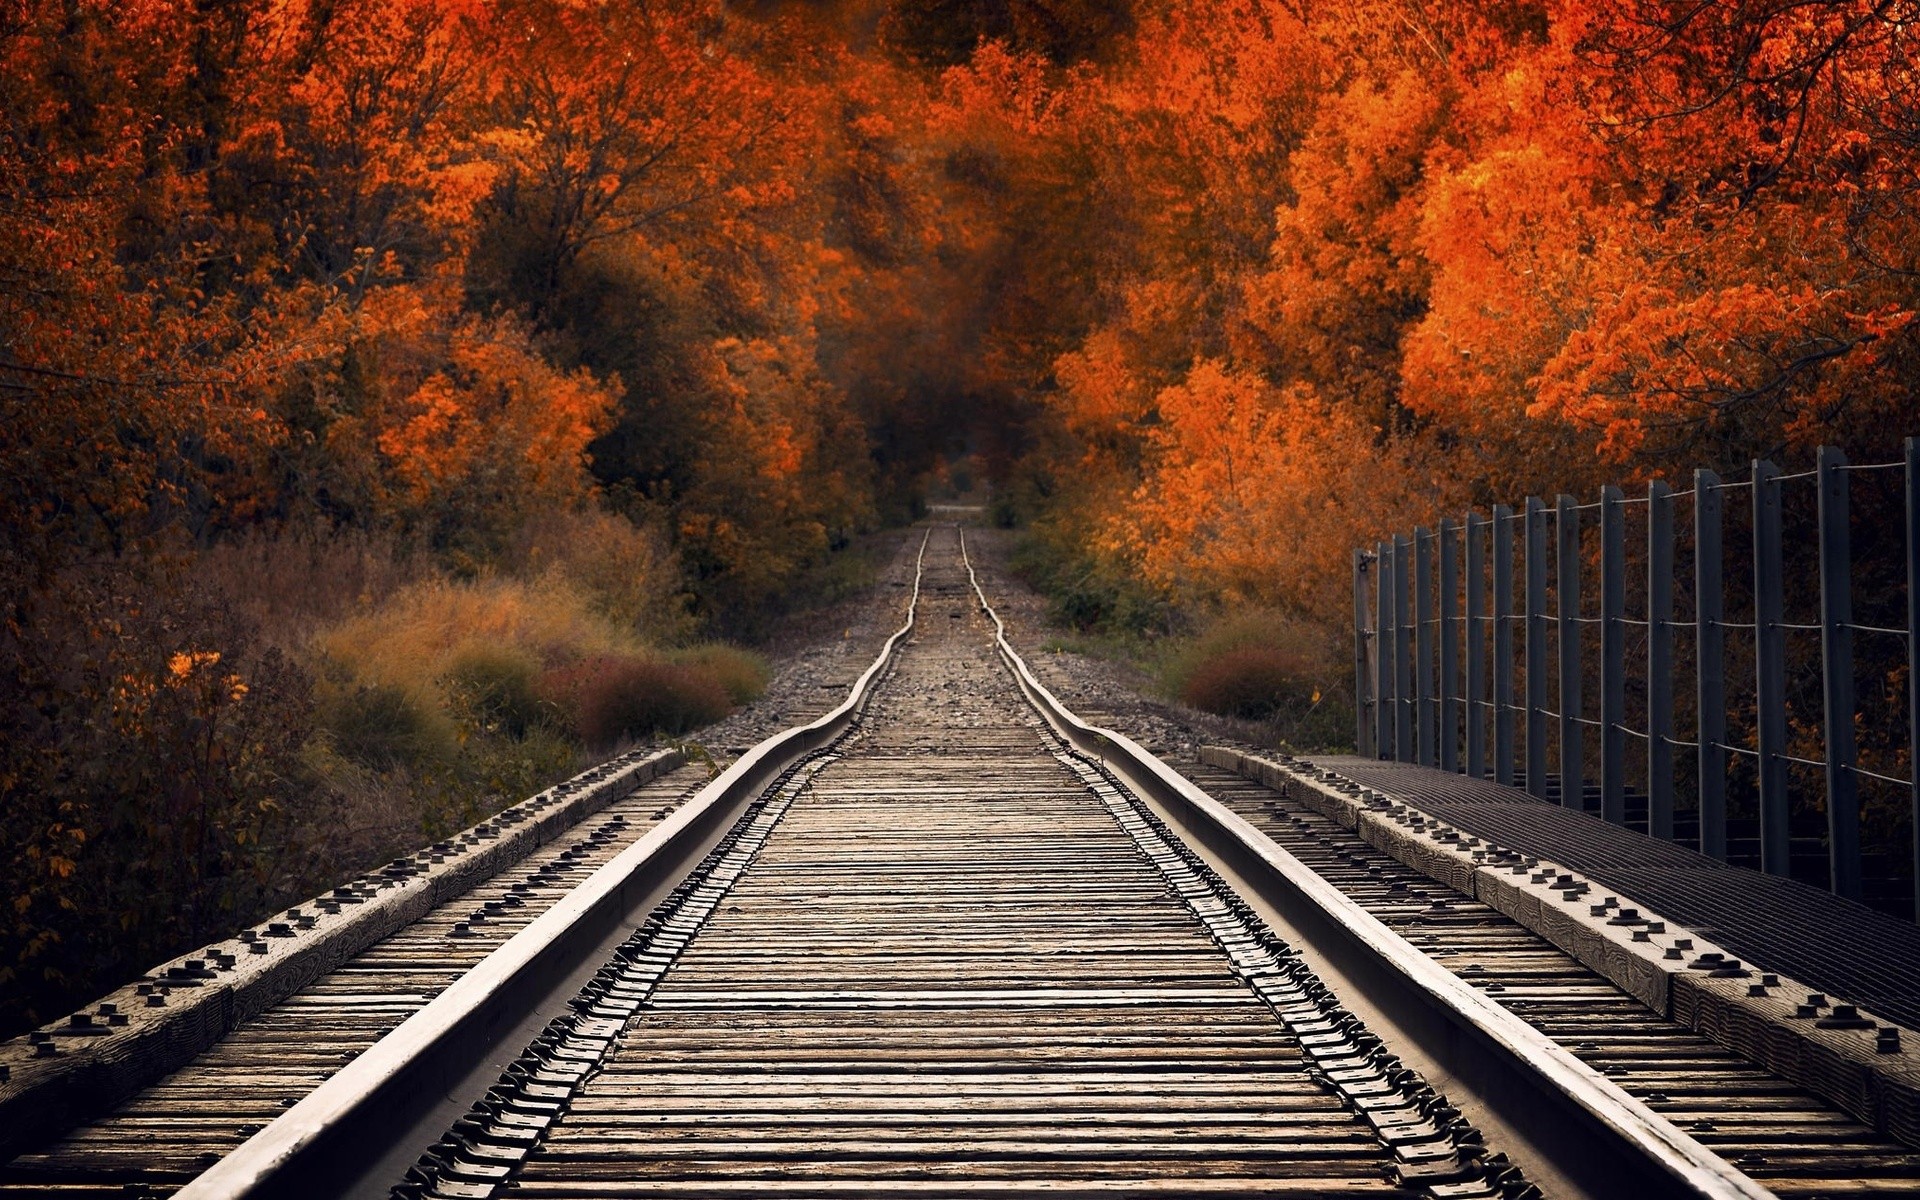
left=984, top=0, right=1920, bottom=622
left=1107, top=362, right=1425, bottom=623
left=8, top=0, right=1920, bottom=1026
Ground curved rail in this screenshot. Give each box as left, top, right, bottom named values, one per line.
left=174, top=531, right=934, bottom=1200
left=157, top=522, right=1779, bottom=1199
left=955, top=527, right=1771, bottom=1200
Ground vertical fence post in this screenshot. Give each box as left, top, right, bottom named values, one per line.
left=1354, top=548, right=1373, bottom=756
left=1754, top=459, right=1791, bottom=877
left=1395, top=532, right=1414, bottom=762
left=1600, top=486, right=1626, bottom=824
left=1526, top=498, right=1550, bottom=800
left=1440, top=518, right=1460, bottom=773
left=1494, top=504, right=1516, bottom=786
left=1906, top=438, right=1920, bottom=921
left=1817, top=447, right=1860, bottom=900
left=1696, top=471, right=1728, bottom=859
left=1377, top=539, right=1395, bottom=760
left=1558, top=494, right=1583, bottom=808
left=1416, top=528, right=1436, bottom=766
left=1466, top=512, right=1487, bottom=779
left=1648, top=481, right=1675, bottom=840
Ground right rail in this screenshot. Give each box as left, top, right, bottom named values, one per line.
left=17, top=523, right=1916, bottom=1199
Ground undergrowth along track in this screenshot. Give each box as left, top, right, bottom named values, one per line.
left=6, top=525, right=1849, bottom=1199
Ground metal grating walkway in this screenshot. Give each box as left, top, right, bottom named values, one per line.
left=1312, top=757, right=1920, bottom=1032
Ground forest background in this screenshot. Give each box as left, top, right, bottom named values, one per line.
left=4, top=0, right=1916, bottom=1034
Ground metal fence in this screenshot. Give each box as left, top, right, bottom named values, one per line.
left=1352, top=440, right=1920, bottom=917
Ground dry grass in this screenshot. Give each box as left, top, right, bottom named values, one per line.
left=673, top=643, right=770, bottom=705
left=195, top=526, right=426, bottom=655
left=504, top=508, right=693, bottom=643
left=314, top=574, right=649, bottom=697
left=541, top=656, right=734, bottom=749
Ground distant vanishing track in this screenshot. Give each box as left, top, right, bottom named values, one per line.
left=384, top=526, right=1441, bottom=1197
left=9, top=525, right=1873, bottom=1200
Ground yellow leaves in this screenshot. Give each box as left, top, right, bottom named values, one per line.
left=1106, top=362, right=1423, bottom=621
left=327, top=282, right=618, bottom=522
left=1053, top=331, right=1155, bottom=457
left=424, top=159, right=504, bottom=229
left=168, top=650, right=221, bottom=680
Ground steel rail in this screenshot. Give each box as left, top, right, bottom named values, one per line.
left=0, top=750, right=690, bottom=1162
left=172, top=530, right=934, bottom=1200
left=955, top=528, right=1772, bottom=1200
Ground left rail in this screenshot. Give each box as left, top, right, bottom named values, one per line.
left=0, top=749, right=689, bottom=1162
left=168, top=530, right=930, bottom=1200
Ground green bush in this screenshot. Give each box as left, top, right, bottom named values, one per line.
left=426, top=725, right=579, bottom=837
left=325, top=683, right=458, bottom=769
left=673, top=643, right=769, bottom=705
left=1010, top=532, right=1167, bottom=636
left=1158, top=608, right=1352, bottom=748
left=988, top=492, right=1020, bottom=529
left=443, top=644, right=547, bottom=737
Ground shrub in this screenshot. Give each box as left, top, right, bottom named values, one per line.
left=988, top=493, right=1020, bottom=529
left=1010, top=529, right=1168, bottom=636
left=505, top=508, right=692, bottom=643
left=673, top=643, right=769, bottom=705
left=1161, top=607, right=1334, bottom=719
left=1156, top=607, right=1354, bottom=748
left=443, top=644, right=547, bottom=737
left=0, top=562, right=323, bottom=1036
left=324, top=682, right=458, bottom=769
left=541, top=655, right=733, bottom=749
left=426, top=725, right=579, bottom=836
left=312, top=574, right=650, bottom=714
left=1178, top=644, right=1318, bottom=719
left=195, top=525, right=423, bottom=654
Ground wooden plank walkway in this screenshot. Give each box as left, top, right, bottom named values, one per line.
left=488, top=547, right=1412, bottom=1196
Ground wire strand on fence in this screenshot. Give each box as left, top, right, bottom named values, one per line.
left=1844, top=623, right=1910, bottom=637
left=1848, top=763, right=1916, bottom=788
left=1840, top=460, right=1906, bottom=472
left=1717, top=742, right=1761, bottom=759
left=1775, top=621, right=1822, bottom=631
left=1777, top=751, right=1827, bottom=769
left=1661, top=735, right=1700, bottom=749
left=1571, top=716, right=1602, bottom=727
left=1618, top=726, right=1650, bottom=741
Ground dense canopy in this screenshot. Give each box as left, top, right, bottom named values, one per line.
left=4, top=0, right=1916, bottom=1030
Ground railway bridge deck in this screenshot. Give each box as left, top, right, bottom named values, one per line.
left=1, top=525, right=1916, bottom=1200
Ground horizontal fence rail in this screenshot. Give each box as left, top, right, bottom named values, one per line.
left=1354, top=440, right=1920, bottom=919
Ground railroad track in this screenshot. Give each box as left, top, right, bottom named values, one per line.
left=0, top=756, right=714, bottom=1196
left=1184, top=766, right=1920, bottom=1199
left=3, top=524, right=1911, bottom=1198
